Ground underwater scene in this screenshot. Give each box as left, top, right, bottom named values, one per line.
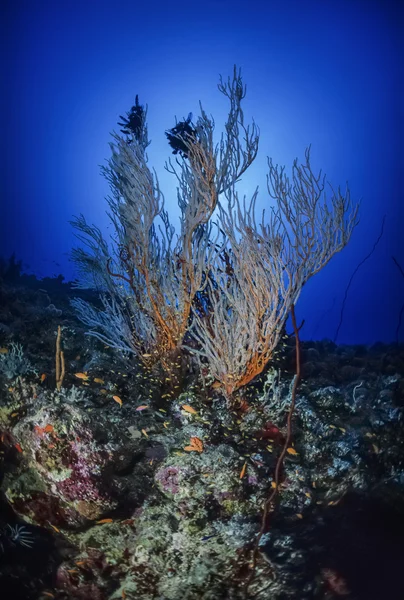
left=2, top=2, right=402, bottom=599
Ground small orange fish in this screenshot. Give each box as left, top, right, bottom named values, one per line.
left=40, top=373, right=47, bottom=383
left=287, top=447, right=298, bottom=455
left=93, top=377, right=104, bottom=384
left=14, top=443, right=23, bottom=453
left=42, top=593, right=55, bottom=599
left=113, top=395, right=123, bottom=407
left=35, top=424, right=54, bottom=438
left=50, top=524, right=60, bottom=533
left=141, top=428, right=149, bottom=438
left=11, top=412, right=18, bottom=417
left=136, top=405, right=149, bottom=411
left=239, top=462, right=247, bottom=479
left=74, top=372, right=89, bottom=381
left=184, top=436, right=204, bottom=453
left=122, top=590, right=127, bottom=599
left=96, top=518, right=113, bottom=524
left=0, top=347, right=8, bottom=354
left=181, top=405, right=198, bottom=415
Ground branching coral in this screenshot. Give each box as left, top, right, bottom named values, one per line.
left=70, top=66, right=259, bottom=380
left=70, top=66, right=358, bottom=403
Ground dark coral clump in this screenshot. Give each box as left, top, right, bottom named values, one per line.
left=165, top=113, right=198, bottom=158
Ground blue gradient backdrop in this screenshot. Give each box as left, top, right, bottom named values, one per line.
left=1, top=0, right=403, bottom=344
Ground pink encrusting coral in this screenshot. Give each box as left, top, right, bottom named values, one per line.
left=6, top=403, right=133, bottom=525
left=155, top=466, right=181, bottom=495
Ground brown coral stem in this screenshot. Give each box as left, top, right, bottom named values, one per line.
left=55, top=325, right=65, bottom=390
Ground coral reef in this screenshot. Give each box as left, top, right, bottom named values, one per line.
left=0, top=270, right=404, bottom=599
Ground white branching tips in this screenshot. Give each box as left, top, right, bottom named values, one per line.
left=265, top=146, right=359, bottom=289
